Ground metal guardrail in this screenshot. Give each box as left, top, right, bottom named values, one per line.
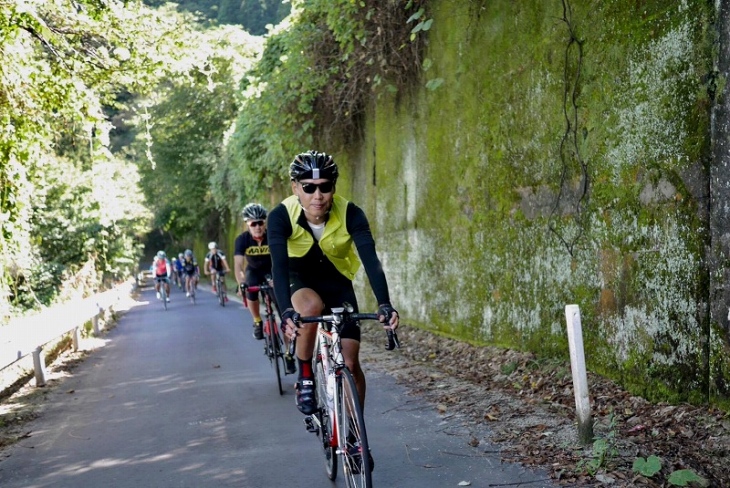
left=0, top=281, right=134, bottom=391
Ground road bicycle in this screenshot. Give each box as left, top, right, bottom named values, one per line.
left=242, top=279, right=293, bottom=395
left=186, top=274, right=197, bottom=305
left=215, top=271, right=227, bottom=307
left=294, top=303, right=399, bottom=488
left=155, top=277, right=169, bottom=311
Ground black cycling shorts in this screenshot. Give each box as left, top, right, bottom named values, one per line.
left=289, top=271, right=361, bottom=341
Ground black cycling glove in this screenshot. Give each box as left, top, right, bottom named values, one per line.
left=377, top=303, right=398, bottom=324
left=280, top=308, right=300, bottom=326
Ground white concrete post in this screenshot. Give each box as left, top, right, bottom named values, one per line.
left=72, top=326, right=80, bottom=352
left=32, top=346, right=47, bottom=387
left=565, top=304, right=593, bottom=445
left=92, top=305, right=103, bottom=335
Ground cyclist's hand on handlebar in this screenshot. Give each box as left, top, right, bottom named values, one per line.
left=377, top=303, right=399, bottom=329
left=280, top=308, right=300, bottom=340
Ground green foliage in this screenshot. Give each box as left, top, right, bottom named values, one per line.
left=142, top=0, right=290, bottom=35
left=668, top=469, right=710, bottom=487
left=632, top=455, right=662, bottom=477
left=577, top=413, right=619, bottom=475
left=223, top=0, right=428, bottom=201
left=129, top=23, right=262, bottom=248
left=0, top=0, right=222, bottom=316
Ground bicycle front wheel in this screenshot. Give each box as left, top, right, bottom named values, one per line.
left=218, top=280, right=225, bottom=306
left=337, top=368, right=372, bottom=488
left=266, top=319, right=284, bottom=395
left=314, top=353, right=337, bottom=480
left=161, top=286, right=168, bottom=311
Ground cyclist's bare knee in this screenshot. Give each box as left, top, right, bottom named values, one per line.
left=291, top=288, right=324, bottom=316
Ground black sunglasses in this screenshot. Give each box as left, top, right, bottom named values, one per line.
left=248, top=220, right=265, bottom=227
left=300, top=181, right=334, bottom=194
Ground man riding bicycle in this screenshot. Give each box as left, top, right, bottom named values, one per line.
left=182, top=249, right=199, bottom=296
left=269, top=151, right=399, bottom=467
left=235, top=203, right=297, bottom=374
left=204, top=241, right=231, bottom=300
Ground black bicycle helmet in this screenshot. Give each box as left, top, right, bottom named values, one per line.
left=289, top=150, right=338, bottom=183
left=242, top=203, right=267, bottom=221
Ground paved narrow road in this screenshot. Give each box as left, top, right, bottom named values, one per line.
left=0, top=282, right=555, bottom=487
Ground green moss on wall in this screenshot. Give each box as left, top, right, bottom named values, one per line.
left=337, top=0, right=725, bottom=405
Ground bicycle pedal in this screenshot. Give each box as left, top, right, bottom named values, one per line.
left=304, top=416, right=317, bottom=433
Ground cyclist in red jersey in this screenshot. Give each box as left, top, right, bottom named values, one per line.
left=152, top=250, right=171, bottom=302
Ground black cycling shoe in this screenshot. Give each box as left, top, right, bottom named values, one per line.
left=284, top=354, right=297, bottom=375
left=252, top=321, right=263, bottom=340
left=295, top=378, right=317, bottom=415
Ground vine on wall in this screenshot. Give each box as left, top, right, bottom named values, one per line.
left=548, top=0, right=589, bottom=257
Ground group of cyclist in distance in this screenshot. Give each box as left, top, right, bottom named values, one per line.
left=153, top=150, right=400, bottom=474
left=152, top=241, right=234, bottom=302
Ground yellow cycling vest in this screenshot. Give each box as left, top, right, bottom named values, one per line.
left=283, top=194, right=361, bottom=280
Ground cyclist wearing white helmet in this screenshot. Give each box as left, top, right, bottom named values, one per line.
left=204, top=241, right=231, bottom=298
left=152, top=250, right=172, bottom=302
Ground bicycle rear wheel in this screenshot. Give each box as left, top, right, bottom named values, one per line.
left=337, top=368, right=372, bottom=487
left=314, top=353, right=337, bottom=480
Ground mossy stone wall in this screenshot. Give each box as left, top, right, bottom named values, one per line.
left=335, top=0, right=729, bottom=404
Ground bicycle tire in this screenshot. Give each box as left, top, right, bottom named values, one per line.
left=161, top=285, right=168, bottom=311
left=314, top=352, right=337, bottom=480
left=337, top=368, right=372, bottom=487
left=269, top=318, right=284, bottom=395
left=219, top=278, right=226, bottom=307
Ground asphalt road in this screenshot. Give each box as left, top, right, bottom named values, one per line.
left=0, top=282, right=555, bottom=488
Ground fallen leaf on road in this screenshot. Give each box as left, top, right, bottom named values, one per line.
left=458, top=481, right=471, bottom=486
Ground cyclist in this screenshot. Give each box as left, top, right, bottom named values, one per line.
left=182, top=249, right=199, bottom=296
left=269, top=150, right=399, bottom=435
left=234, top=204, right=269, bottom=336
left=152, top=250, right=172, bottom=302
left=170, top=256, right=180, bottom=288
left=176, top=252, right=185, bottom=287
left=204, top=241, right=231, bottom=300
left=234, top=203, right=297, bottom=374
